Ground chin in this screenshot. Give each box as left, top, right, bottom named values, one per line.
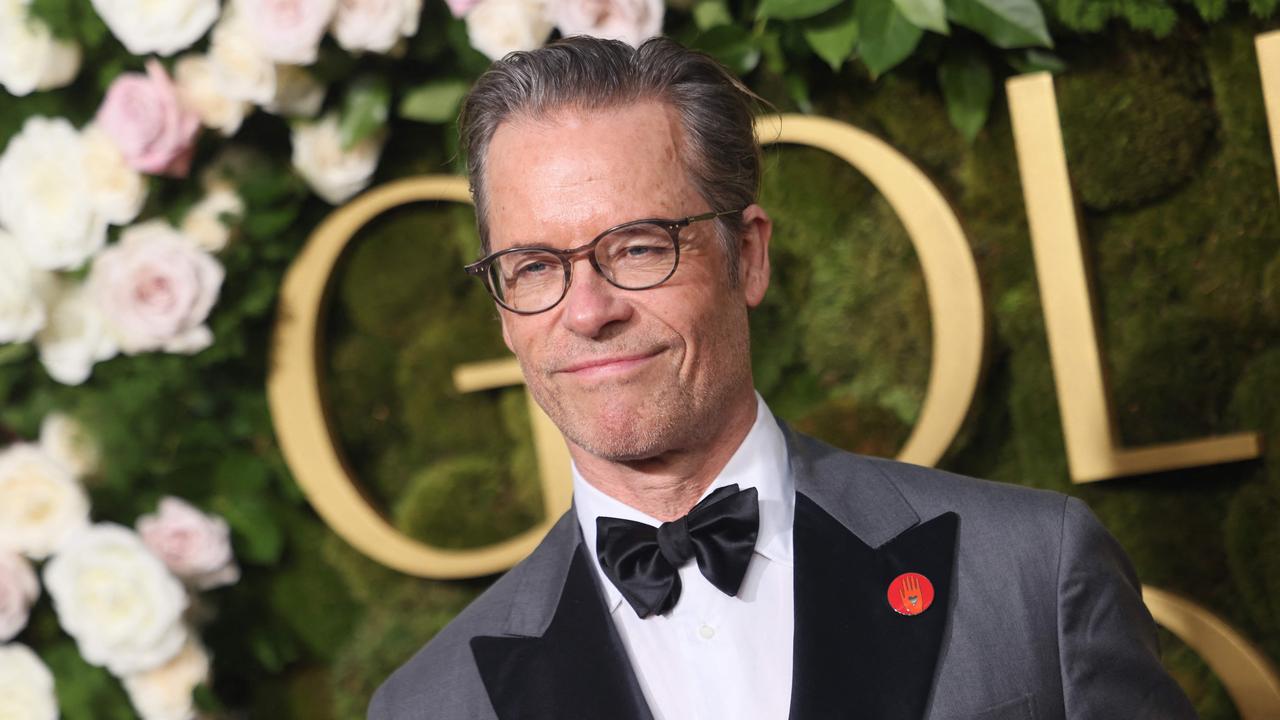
left=558, top=394, right=683, bottom=462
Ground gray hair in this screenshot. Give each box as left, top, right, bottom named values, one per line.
left=458, top=36, right=764, bottom=278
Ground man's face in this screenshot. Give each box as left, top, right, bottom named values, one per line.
left=482, top=100, right=771, bottom=462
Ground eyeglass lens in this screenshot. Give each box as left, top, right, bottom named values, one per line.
left=488, top=222, right=677, bottom=313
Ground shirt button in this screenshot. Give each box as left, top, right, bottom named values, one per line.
left=698, top=624, right=715, bottom=640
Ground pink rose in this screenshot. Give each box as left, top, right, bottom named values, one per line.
left=88, top=220, right=224, bottom=356
left=550, top=0, right=662, bottom=47
left=444, top=0, right=482, bottom=17
left=0, top=552, right=39, bottom=642
left=137, top=497, right=239, bottom=590
left=96, top=59, right=201, bottom=178
left=238, top=0, right=338, bottom=65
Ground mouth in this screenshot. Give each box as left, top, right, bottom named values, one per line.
left=554, top=349, right=665, bottom=379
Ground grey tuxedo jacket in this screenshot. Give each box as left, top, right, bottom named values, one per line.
left=369, top=425, right=1197, bottom=720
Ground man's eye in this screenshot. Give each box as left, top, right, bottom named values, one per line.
left=514, top=259, right=553, bottom=277
left=615, top=242, right=670, bottom=259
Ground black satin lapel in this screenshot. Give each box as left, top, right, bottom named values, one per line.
left=790, top=492, right=958, bottom=720
left=471, top=545, right=652, bottom=720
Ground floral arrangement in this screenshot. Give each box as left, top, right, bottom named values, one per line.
left=0, top=412, right=239, bottom=720
left=0, top=0, right=687, bottom=388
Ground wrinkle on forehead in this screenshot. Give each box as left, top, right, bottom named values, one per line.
left=483, top=100, right=697, bottom=250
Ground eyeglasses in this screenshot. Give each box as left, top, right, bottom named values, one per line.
left=463, top=208, right=743, bottom=315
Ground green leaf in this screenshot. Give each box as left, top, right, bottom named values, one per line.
left=1007, top=48, right=1066, bottom=74
left=938, top=47, right=993, bottom=142
left=759, top=29, right=787, bottom=74
left=339, top=76, right=391, bottom=151
left=690, top=25, right=762, bottom=75
left=693, top=0, right=734, bottom=29
left=947, top=0, right=1052, bottom=48
left=758, top=0, right=845, bottom=20
left=803, top=4, right=860, bottom=70
left=215, top=452, right=270, bottom=496
left=786, top=73, right=814, bottom=113
left=215, top=496, right=285, bottom=565
left=399, top=78, right=471, bottom=124
left=892, top=0, right=948, bottom=33
left=856, top=0, right=923, bottom=77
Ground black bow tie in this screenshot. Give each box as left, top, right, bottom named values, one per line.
left=595, top=484, right=760, bottom=618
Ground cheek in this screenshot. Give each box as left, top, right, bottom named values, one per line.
left=650, top=283, right=741, bottom=361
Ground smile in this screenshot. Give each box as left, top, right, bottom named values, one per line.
left=555, top=350, right=664, bottom=379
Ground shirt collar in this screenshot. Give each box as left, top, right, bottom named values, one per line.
left=572, top=392, right=795, bottom=613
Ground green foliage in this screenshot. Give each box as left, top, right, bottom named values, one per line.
left=341, top=76, right=392, bottom=150
left=1056, top=44, right=1216, bottom=210
left=893, top=0, right=949, bottom=34
left=856, top=0, right=925, bottom=76
left=947, top=0, right=1053, bottom=48
left=1044, top=0, right=1278, bottom=33
left=45, top=641, right=135, bottom=720
left=694, top=0, right=735, bottom=28
left=399, top=79, right=471, bottom=123
left=939, top=45, right=994, bottom=142
left=758, top=0, right=844, bottom=20
left=688, top=24, right=764, bottom=74
left=802, top=3, right=861, bottom=70
left=330, top=580, right=482, bottom=720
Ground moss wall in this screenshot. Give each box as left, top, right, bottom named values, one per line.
left=321, top=16, right=1280, bottom=720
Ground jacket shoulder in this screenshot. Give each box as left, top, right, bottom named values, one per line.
left=368, top=515, right=579, bottom=720
left=793, top=430, right=1069, bottom=525
left=367, top=569, right=515, bottom=719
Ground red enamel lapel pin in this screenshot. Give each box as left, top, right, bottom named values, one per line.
left=887, top=572, right=934, bottom=616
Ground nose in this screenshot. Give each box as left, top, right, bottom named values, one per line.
left=558, top=256, right=633, bottom=338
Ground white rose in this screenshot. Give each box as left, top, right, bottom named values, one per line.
left=39, top=412, right=101, bottom=478
left=263, top=64, right=325, bottom=118
left=181, top=187, right=245, bottom=253
left=88, top=220, right=224, bottom=356
left=35, top=278, right=120, bottom=386
left=208, top=8, right=277, bottom=105
left=236, top=0, right=338, bottom=65
left=0, top=116, right=107, bottom=271
left=82, top=123, right=148, bottom=226
left=291, top=112, right=385, bottom=204
left=0, top=0, right=82, bottom=96
left=0, top=442, right=90, bottom=560
left=332, top=0, right=422, bottom=54
left=550, top=0, right=661, bottom=46
left=44, top=523, right=190, bottom=676
left=0, top=229, right=49, bottom=345
left=0, top=552, right=39, bottom=642
left=137, top=497, right=239, bottom=591
left=465, top=0, right=552, bottom=61
left=0, top=643, right=57, bottom=720
left=174, top=54, right=252, bottom=137
left=122, top=636, right=210, bottom=720
left=89, top=0, right=220, bottom=56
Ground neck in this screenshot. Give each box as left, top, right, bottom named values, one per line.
left=569, top=392, right=759, bottom=522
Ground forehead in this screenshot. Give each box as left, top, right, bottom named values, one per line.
left=483, top=101, right=700, bottom=250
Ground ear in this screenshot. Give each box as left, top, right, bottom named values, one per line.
left=737, top=204, right=772, bottom=308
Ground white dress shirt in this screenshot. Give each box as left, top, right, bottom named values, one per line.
left=572, top=393, right=795, bottom=720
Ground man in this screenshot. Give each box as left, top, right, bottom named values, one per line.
left=370, top=36, right=1197, bottom=720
